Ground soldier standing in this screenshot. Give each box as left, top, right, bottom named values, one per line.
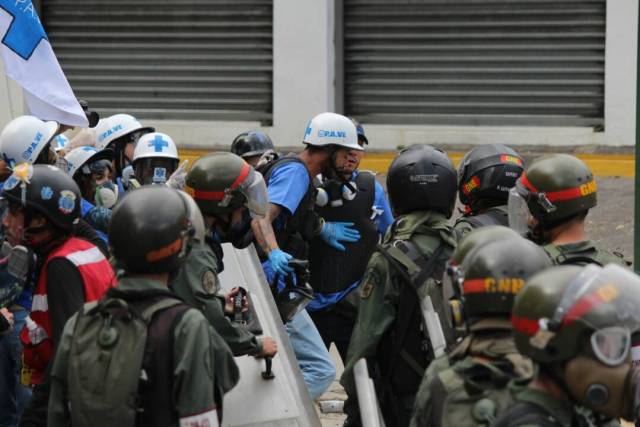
left=341, top=144, right=458, bottom=426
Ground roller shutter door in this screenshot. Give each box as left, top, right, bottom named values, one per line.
left=344, top=0, right=606, bottom=127
left=41, top=0, right=273, bottom=123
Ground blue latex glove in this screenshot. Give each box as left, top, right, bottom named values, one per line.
left=268, top=248, right=294, bottom=277
left=320, top=221, right=361, bottom=251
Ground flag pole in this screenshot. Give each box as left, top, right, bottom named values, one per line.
left=635, top=2, right=640, bottom=271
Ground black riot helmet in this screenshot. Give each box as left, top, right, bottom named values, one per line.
left=230, top=131, right=275, bottom=159
left=3, top=163, right=81, bottom=233
left=457, top=144, right=524, bottom=212
left=109, top=186, right=194, bottom=274
left=386, top=144, right=457, bottom=217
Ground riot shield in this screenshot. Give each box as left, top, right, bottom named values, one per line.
left=217, top=243, right=321, bottom=427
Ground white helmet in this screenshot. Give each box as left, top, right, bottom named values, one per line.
left=94, top=114, right=154, bottom=150
left=133, top=132, right=179, bottom=162
left=52, top=134, right=69, bottom=152
left=0, top=115, right=59, bottom=167
left=64, top=146, right=114, bottom=178
left=302, top=112, right=363, bottom=151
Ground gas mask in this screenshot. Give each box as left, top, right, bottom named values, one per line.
left=316, top=177, right=358, bottom=208
left=564, top=328, right=639, bottom=421
left=214, top=210, right=254, bottom=250
left=134, top=158, right=178, bottom=186
left=94, top=181, right=118, bottom=209
left=540, top=264, right=640, bottom=422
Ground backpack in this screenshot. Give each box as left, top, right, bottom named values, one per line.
left=435, top=358, right=535, bottom=427
left=67, top=288, right=190, bottom=427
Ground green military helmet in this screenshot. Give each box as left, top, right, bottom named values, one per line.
left=450, top=225, right=520, bottom=267
left=185, top=152, right=268, bottom=218
left=512, top=263, right=640, bottom=419
left=443, top=225, right=520, bottom=327
left=512, top=263, right=640, bottom=365
left=509, top=154, right=596, bottom=232
left=459, top=237, right=551, bottom=326
left=109, top=186, right=194, bottom=274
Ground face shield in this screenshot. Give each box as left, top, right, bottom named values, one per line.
left=219, top=169, right=268, bottom=219
left=508, top=187, right=534, bottom=236
left=549, top=264, right=640, bottom=366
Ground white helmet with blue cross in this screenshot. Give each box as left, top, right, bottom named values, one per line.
left=132, top=132, right=179, bottom=185
left=133, top=132, right=179, bottom=162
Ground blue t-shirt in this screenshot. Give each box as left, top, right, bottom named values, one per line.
left=267, top=161, right=310, bottom=231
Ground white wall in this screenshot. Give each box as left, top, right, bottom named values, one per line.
left=359, top=0, right=638, bottom=150
left=145, top=0, right=338, bottom=150
left=138, top=0, right=640, bottom=150
left=0, top=0, right=635, bottom=150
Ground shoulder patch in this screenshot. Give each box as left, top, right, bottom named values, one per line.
left=360, top=280, right=374, bottom=299
left=360, top=268, right=381, bottom=299
left=201, top=270, right=218, bottom=294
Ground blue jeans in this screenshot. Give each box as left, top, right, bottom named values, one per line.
left=285, top=309, right=336, bottom=400
left=262, top=261, right=336, bottom=399
left=0, top=309, right=32, bottom=427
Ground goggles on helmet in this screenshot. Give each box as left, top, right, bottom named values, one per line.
left=591, top=326, right=630, bottom=366
left=535, top=264, right=640, bottom=363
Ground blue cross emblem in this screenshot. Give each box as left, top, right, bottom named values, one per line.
left=148, top=135, right=168, bottom=152
left=0, top=1, right=47, bottom=60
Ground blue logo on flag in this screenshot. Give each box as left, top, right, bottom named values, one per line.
left=0, top=0, right=48, bottom=60
left=148, top=135, right=169, bottom=152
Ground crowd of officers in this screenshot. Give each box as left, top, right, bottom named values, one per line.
left=0, top=108, right=637, bottom=427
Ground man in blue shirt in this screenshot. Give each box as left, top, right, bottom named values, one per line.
left=307, top=119, right=393, bottom=361
left=252, top=112, right=364, bottom=400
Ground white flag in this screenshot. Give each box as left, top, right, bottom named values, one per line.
left=0, top=1, right=88, bottom=127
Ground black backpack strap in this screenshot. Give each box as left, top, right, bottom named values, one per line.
left=375, top=239, right=445, bottom=418
left=137, top=301, right=191, bottom=425
left=257, top=154, right=304, bottom=182
left=492, top=401, right=562, bottom=427
left=463, top=211, right=507, bottom=228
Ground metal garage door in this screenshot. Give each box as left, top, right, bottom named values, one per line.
left=41, top=0, right=273, bottom=123
left=344, top=0, right=606, bottom=127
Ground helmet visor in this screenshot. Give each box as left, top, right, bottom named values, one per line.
left=508, top=187, right=532, bottom=236
left=591, top=326, right=630, bottom=366
left=550, top=264, right=640, bottom=338
left=241, top=171, right=268, bottom=219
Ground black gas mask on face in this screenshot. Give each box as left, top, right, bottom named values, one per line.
left=214, top=210, right=254, bottom=249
